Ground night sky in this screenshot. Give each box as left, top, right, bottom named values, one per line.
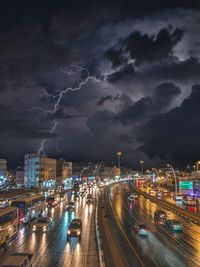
left=0, top=0, right=200, bottom=168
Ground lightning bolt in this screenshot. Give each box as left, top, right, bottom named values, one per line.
left=35, top=65, right=102, bottom=155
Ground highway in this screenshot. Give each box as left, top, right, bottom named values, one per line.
left=2, top=189, right=98, bottom=267
left=107, top=182, right=200, bottom=267
left=143, top=185, right=200, bottom=215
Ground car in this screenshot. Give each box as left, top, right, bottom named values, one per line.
left=80, top=191, right=85, bottom=197
left=149, top=190, right=155, bottom=196
left=156, top=191, right=162, bottom=198
left=165, top=219, right=182, bottom=232
left=163, top=190, right=169, bottom=195
left=67, top=219, right=82, bottom=241
left=86, top=198, right=93, bottom=204
left=173, top=194, right=182, bottom=201
left=32, top=217, right=52, bottom=232
left=133, top=224, right=148, bottom=236
left=1, top=252, right=33, bottom=267
left=60, top=192, right=66, bottom=201
left=154, top=210, right=167, bottom=223
left=128, top=194, right=134, bottom=201
left=66, top=201, right=75, bottom=212
left=87, top=194, right=93, bottom=200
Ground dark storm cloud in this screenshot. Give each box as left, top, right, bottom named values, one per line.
left=127, top=27, right=183, bottom=64
left=116, top=82, right=181, bottom=125
left=118, top=134, right=133, bottom=144
left=138, top=57, right=200, bottom=83
left=45, top=109, right=80, bottom=121
left=0, top=119, right=57, bottom=139
left=105, top=26, right=183, bottom=66
left=105, top=48, right=127, bottom=68
left=106, top=57, right=200, bottom=89
left=106, top=64, right=135, bottom=83
left=87, top=110, right=115, bottom=135
left=97, top=95, right=113, bottom=106
left=136, top=84, right=200, bottom=165
left=0, top=0, right=199, bottom=33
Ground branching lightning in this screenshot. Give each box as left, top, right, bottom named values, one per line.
left=35, top=65, right=102, bottom=155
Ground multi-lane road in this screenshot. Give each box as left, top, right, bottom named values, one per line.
left=2, top=181, right=200, bottom=267
left=106, top=182, right=200, bottom=267
left=2, top=190, right=98, bottom=267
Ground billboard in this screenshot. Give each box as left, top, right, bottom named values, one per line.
left=179, top=181, right=193, bottom=190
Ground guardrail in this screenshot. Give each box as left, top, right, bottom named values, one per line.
left=132, top=186, right=200, bottom=225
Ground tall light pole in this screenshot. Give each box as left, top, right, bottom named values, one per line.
left=196, top=161, right=200, bottom=172
left=167, top=164, right=177, bottom=195
left=140, top=160, right=144, bottom=175
left=117, top=152, right=122, bottom=169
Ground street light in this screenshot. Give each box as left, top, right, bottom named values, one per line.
left=117, top=152, right=122, bottom=169
left=140, top=160, right=144, bottom=175
left=167, top=164, right=178, bottom=196
left=197, top=161, right=200, bottom=172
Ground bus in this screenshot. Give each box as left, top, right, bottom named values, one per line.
left=11, top=194, right=46, bottom=224
left=0, top=206, right=18, bottom=249
left=46, top=193, right=60, bottom=207
left=182, top=196, right=196, bottom=206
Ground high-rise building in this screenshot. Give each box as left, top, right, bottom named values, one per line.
left=24, top=154, right=57, bottom=188
left=56, top=160, right=72, bottom=186
left=0, top=159, right=7, bottom=178
left=16, top=166, right=24, bottom=185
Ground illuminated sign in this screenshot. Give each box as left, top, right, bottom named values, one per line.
left=179, top=181, right=193, bottom=190
left=88, top=176, right=95, bottom=180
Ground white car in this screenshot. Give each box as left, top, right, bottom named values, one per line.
left=32, top=217, right=52, bottom=232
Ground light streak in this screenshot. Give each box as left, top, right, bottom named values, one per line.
left=35, top=65, right=102, bottom=155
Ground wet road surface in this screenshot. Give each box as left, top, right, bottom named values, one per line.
left=109, top=183, right=200, bottom=267
left=3, top=189, right=98, bottom=267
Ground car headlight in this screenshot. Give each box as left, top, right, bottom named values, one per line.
left=67, top=230, right=70, bottom=234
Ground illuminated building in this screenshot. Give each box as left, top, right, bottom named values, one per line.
left=56, top=160, right=72, bottom=186
left=0, top=159, right=7, bottom=186
left=24, top=154, right=56, bottom=188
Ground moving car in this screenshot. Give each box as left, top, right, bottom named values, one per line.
left=165, top=219, right=182, bottom=232
left=67, top=219, right=82, bottom=241
left=149, top=190, right=155, bottom=196
left=86, top=194, right=93, bottom=202
left=163, top=190, right=169, bottom=195
left=182, top=196, right=196, bottom=206
left=132, top=193, right=138, bottom=199
left=173, top=194, right=182, bottom=201
left=128, top=194, right=134, bottom=201
left=86, top=197, right=93, bottom=204
left=66, top=201, right=75, bottom=212
left=154, top=210, right=167, bottom=223
left=133, top=224, right=148, bottom=236
left=32, top=217, right=52, bottom=232
left=156, top=191, right=162, bottom=198
left=1, top=252, right=33, bottom=267
left=80, top=191, right=85, bottom=197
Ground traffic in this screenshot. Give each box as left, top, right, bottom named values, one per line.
left=0, top=182, right=100, bottom=267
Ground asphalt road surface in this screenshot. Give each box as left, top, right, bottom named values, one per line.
left=3, top=189, right=98, bottom=267
left=108, top=183, right=200, bottom=267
